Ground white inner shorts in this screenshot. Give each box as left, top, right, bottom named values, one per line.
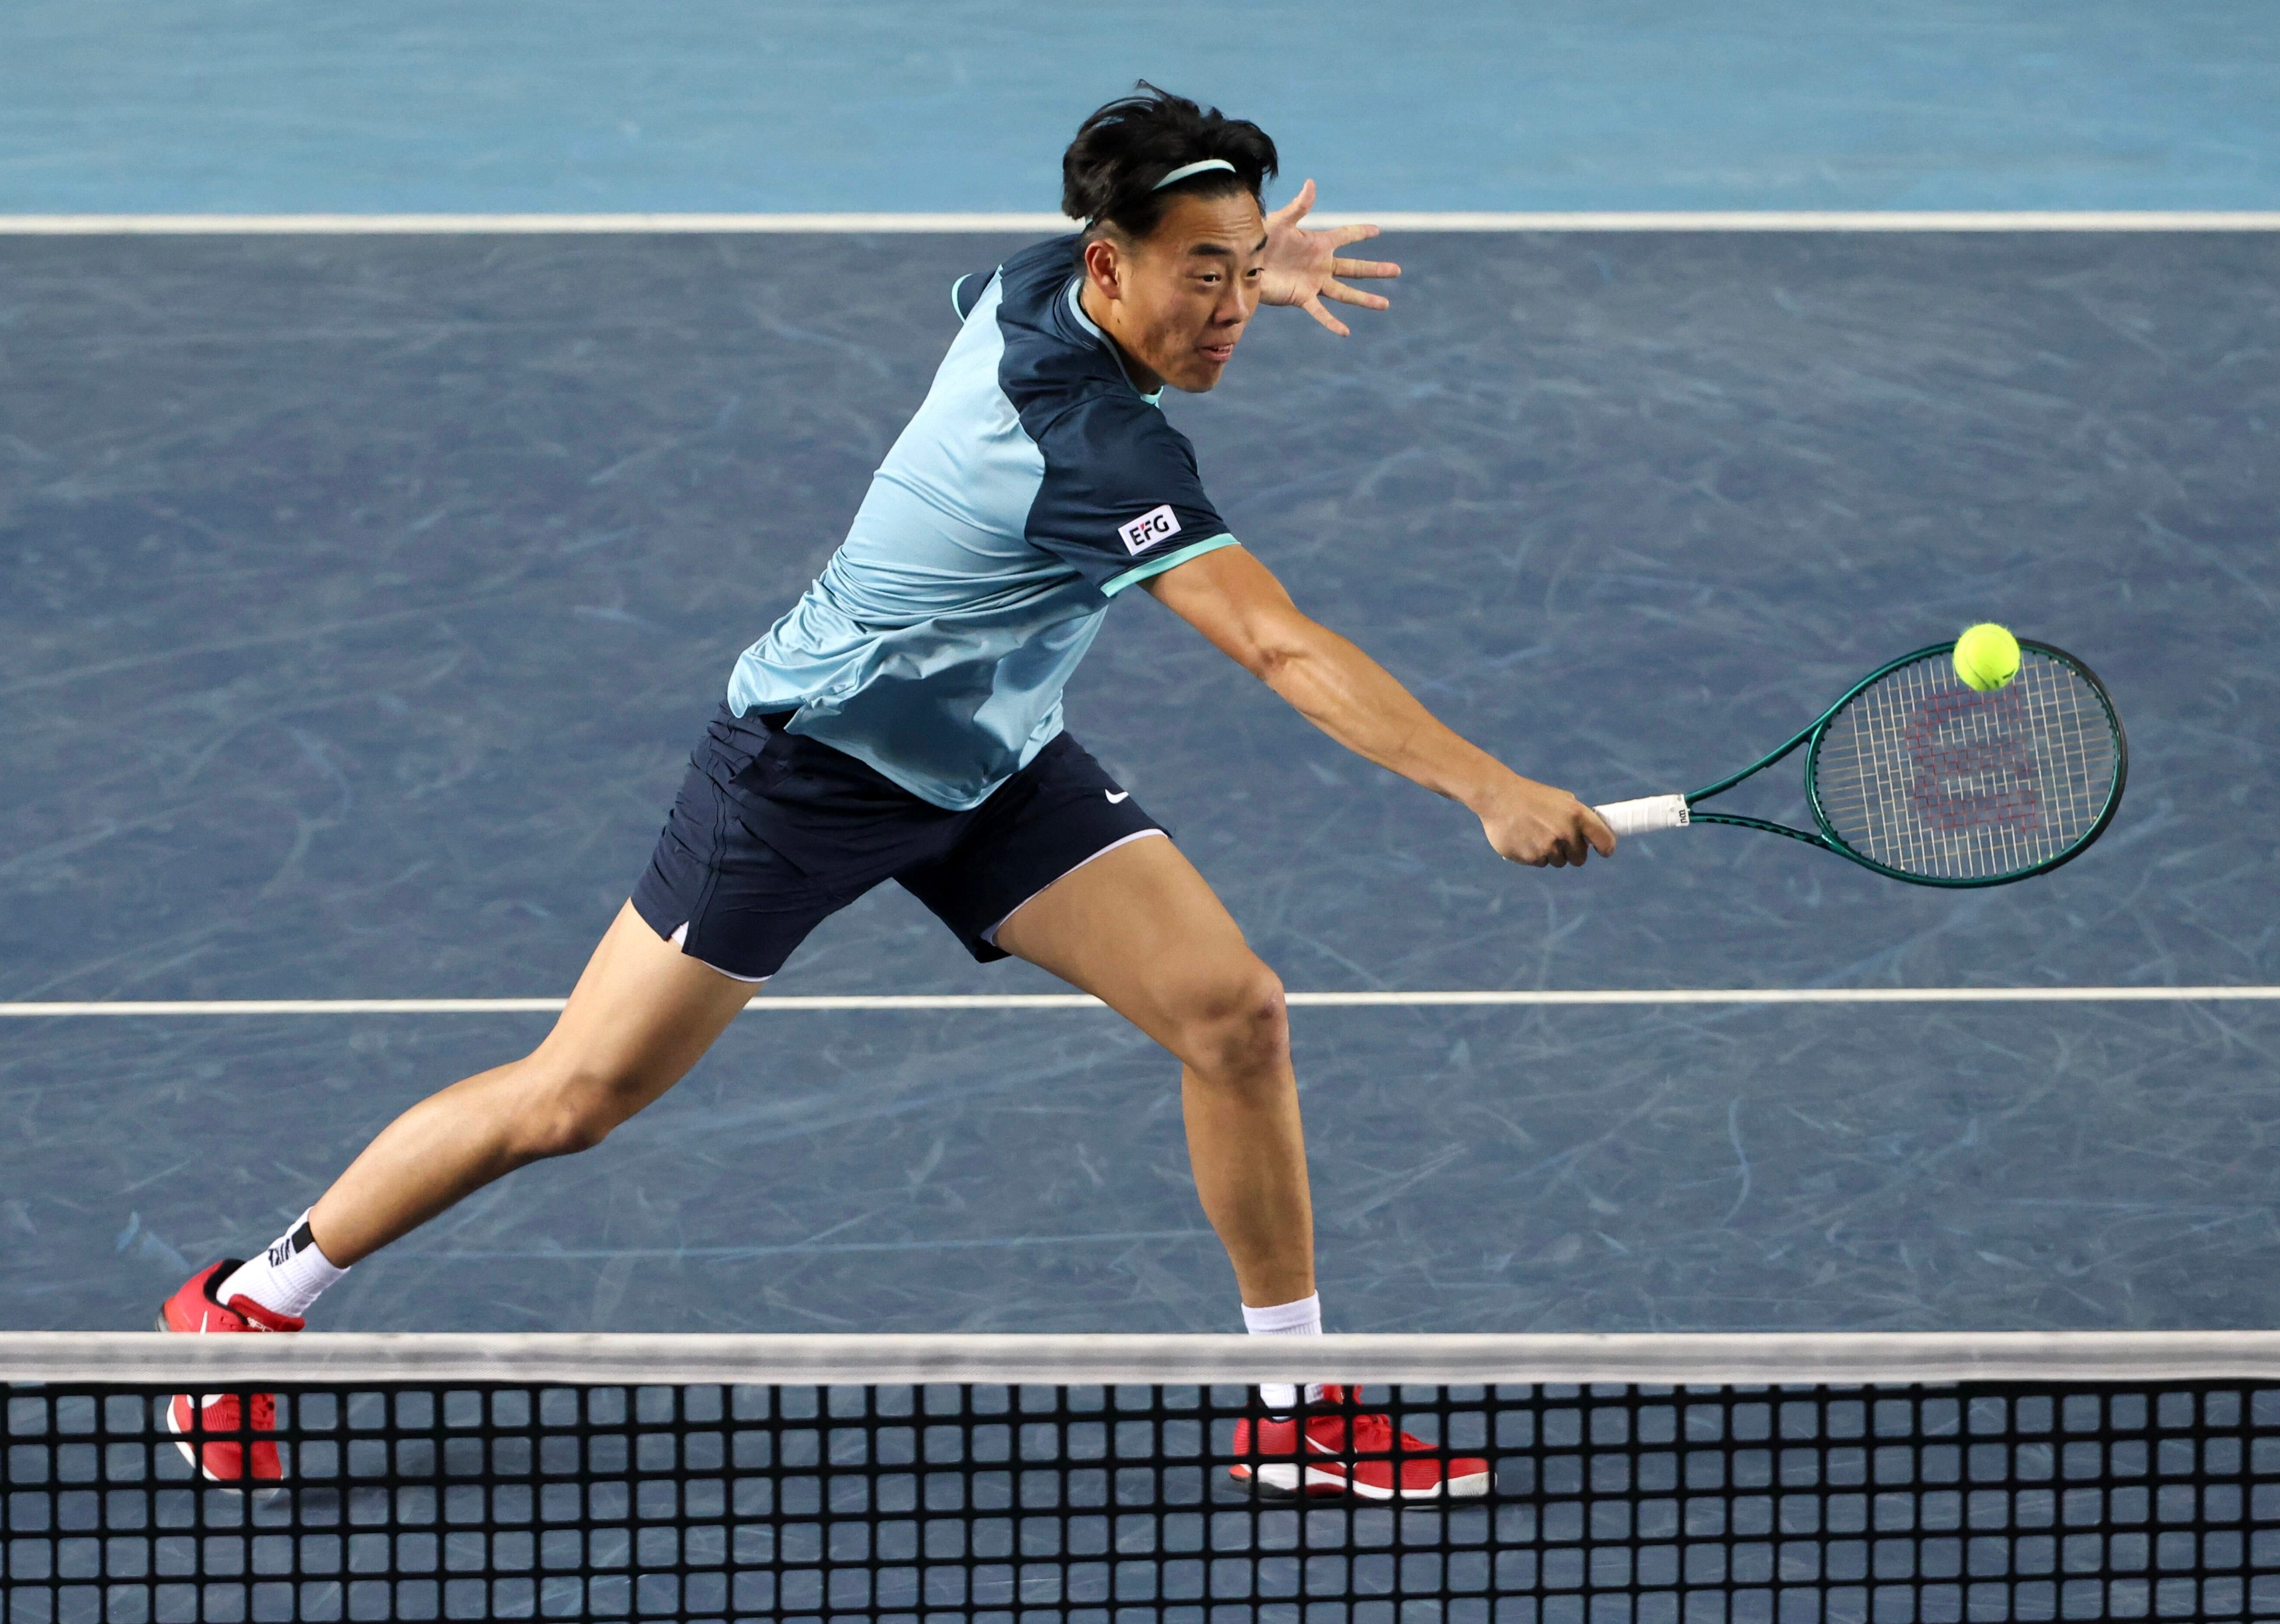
left=978, top=827, right=1166, bottom=948
left=668, top=919, right=769, bottom=984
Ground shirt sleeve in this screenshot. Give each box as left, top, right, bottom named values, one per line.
left=1026, top=394, right=1240, bottom=597
left=949, top=269, right=998, bottom=322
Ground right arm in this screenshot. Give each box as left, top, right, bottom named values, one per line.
left=1145, top=545, right=1613, bottom=868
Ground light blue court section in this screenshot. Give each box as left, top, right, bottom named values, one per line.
left=4, top=1, right=2277, bottom=213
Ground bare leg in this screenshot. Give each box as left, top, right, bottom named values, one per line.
left=995, top=837, right=1315, bottom=1308
left=307, top=902, right=758, bottom=1264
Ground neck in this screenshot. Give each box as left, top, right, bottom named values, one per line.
left=1078, top=280, right=1165, bottom=395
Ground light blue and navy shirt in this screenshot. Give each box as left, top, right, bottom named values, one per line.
left=726, top=236, right=1240, bottom=809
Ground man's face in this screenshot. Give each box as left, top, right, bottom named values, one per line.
left=1085, top=192, right=1266, bottom=393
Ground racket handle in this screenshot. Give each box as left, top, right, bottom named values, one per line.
left=1593, top=794, right=1690, bottom=837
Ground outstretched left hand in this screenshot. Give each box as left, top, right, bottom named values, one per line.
left=1258, top=179, right=1400, bottom=336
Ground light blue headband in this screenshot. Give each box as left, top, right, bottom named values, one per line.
left=1151, top=158, right=1237, bottom=191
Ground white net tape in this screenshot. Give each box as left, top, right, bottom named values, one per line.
left=6, top=1330, right=2280, bottom=1386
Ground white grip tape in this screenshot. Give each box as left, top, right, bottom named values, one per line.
left=1592, top=794, right=1690, bottom=837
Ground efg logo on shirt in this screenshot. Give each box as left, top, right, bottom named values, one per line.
left=1117, top=504, right=1182, bottom=556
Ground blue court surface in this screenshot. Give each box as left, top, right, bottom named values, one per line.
left=3, top=222, right=2273, bottom=1336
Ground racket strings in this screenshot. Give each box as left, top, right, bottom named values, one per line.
left=1811, top=650, right=2117, bottom=881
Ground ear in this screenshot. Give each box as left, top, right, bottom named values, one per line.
left=1081, top=236, right=1125, bottom=302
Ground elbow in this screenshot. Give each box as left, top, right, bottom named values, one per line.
left=1246, top=639, right=1305, bottom=686
left=1238, top=615, right=1318, bottom=686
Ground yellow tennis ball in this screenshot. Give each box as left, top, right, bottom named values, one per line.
left=1954, top=623, right=2021, bottom=691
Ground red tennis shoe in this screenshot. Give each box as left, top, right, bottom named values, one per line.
left=154, top=1260, right=302, bottom=1486
left=1228, top=1386, right=1490, bottom=1500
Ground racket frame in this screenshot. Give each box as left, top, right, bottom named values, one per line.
left=1683, top=639, right=2128, bottom=888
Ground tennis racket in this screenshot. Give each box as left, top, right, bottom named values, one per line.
left=1591, top=639, right=2127, bottom=887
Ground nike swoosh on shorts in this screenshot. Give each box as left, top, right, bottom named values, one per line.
left=1106, top=791, right=1129, bottom=803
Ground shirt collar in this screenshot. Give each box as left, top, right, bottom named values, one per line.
left=1065, top=276, right=1162, bottom=405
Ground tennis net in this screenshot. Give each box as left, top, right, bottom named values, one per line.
left=8, top=1332, right=2280, bottom=1624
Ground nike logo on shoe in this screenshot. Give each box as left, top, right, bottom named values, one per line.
left=1105, top=791, right=1129, bottom=803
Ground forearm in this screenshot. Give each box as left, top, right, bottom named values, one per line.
left=1257, top=621, right=1507, bottom=807
left=1147, top=544, right=1610, bottom=866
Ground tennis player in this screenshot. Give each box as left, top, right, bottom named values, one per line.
left=159, top=85, right=1614, bottom=1497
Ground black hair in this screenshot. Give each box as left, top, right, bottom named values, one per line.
left=1061, top=83, right=1278, bottom=240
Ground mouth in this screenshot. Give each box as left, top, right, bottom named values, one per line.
left=1198, top=341, right=1236, bottom=365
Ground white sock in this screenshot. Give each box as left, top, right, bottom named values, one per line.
left=219, top=1212, right=346, bottom=1320
left=1244, top=1292, right=1325, bottom=1413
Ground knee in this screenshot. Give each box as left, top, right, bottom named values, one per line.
left=495, top=1060, right=640, bottom=1162
left=1171, top=960, right=1291, bottom=1087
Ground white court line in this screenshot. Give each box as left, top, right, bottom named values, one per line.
left=4, top=212, right=2280, bottom=235
left=0, top=987, right=2273, bottom=1016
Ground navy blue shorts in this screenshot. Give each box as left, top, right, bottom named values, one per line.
left=631, top=705, right=1166, bottom=980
